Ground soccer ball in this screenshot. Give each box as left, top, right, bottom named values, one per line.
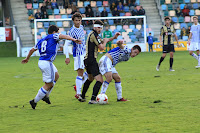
left=96, top=94, right=108, bottom=104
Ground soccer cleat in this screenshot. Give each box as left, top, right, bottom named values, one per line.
left=117, top=98, right=128, bottom=102
left=195, top=65, right=200, bottom=69
left=29, top=99, right=37, bottom=109
left=74, top=85, right=77, bottom=92
left=156, top=64, right=160, bottom=71
left=75, top=94, right=82, bottom=99
left=88, top=100, right=97, bottom=104
left=42, top=96, right=51, bottom=104
left=78, top=98, right=86, bottom=102
left=169, top=68, right=175, bottom=71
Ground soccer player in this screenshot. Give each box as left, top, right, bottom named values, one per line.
left=103, top=25, right=113, bottom=52
left=21, top=25, right=81, bottom=109
left=81, top=20, right=120, bottom=104
left=187, top=16, right=200, bottom=68
left=99, top=40, right=141, bottom=101
left=65, top=12, right=88, bottom=99
left=156, top=17, right=180, bottom=71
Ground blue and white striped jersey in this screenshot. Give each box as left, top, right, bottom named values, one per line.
left=108, top=46, right=131, bottom=66
left=34, top=33, right=60, bottom=62
left=68, top=25, right=85, bottom=57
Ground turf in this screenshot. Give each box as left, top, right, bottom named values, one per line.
left=0, top=51, right=200, bottom=133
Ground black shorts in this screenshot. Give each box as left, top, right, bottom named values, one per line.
left=163, top=44, right=175, bottom=53
left=84, top=58, right=100, bottom=77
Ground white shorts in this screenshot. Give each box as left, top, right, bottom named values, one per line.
left=99, top=55, right=118, bottom=75
left=73, top=55, right=85, bottom=71
left=38, top=60, right=58, bottom=83
left=189, top=42, right=199, bottom=51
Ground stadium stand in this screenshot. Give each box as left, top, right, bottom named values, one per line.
left=24, top=0, right=148, bottom=43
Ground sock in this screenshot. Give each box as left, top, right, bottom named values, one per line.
left=191, top=53, right=198, bottom=60
left=76, top=76, right=83, bottom=95
left=34, top=87, right=48, bottom=103
left=82, top=79, right=92, bottom=99
left=100, top=81, right=109, bottom=94
left=82, top=72, right=88, bottom=84
left=115, top=82, right=122, bottom=100
left=46, top=81, right=56, bottom=97
left=170, top=58, right=173, bottom=68
left=91, top=81, right=102, bottom=100
left=158, top=57, right=164, bottom=65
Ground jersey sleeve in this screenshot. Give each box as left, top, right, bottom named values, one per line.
left=92, top=33, right=103, bottom=46
left=190, top=26, right=193, bottom=33
left=160, top=26, right=164, bottom=36
left=122, top=46, right=130, bottom=53
left=34, top=39, right=43, bottom=50
left=53, top=33, right=61, bottom=41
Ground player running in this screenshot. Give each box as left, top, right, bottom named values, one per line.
left=21, top=25, right=81, bottom=109
left=99, top=40, right=141, bottom=101
left=156, top=17, right=180, bottom=71
left=65, top=12, right=88, bottom=100
left=80, top=20, right=120, bottom=104
left=187, top=16, right=200, bottom=68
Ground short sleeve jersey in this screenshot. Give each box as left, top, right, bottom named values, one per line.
left=68, top=25, right=86, bottom=57
left=160, top=25, right=175, bottom=45
left=85, top=29, right=103, bottom=60
left=108, top=46, right=131, bottom=67
left=34, top=33, right=60, bottom=62
left=190, top=24, right=199, bottom=43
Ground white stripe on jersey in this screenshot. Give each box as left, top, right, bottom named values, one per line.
left=108, top=46, right=131, bottom=66
left=53, top=33, right=61, bottom=41
left=68, top=25, right=85, bottom=57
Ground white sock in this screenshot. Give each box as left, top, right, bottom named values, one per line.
left=100, top=81, right=109, bottom=94
left=34, top=87, right=48, bottom=103
left=82, top=72, right=88, bottom=84
left=76, top=76, right=83, bottom=95
left=115, top=82, right=122, bottom=100
left=192, top=53, right=198, bottom=60
left=46, top=81, right=56, bottom=97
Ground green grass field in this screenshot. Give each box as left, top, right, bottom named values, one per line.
left=0, top=51, right=200, bottom=133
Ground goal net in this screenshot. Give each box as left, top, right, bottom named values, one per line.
left=34, top=16, right=147, bottom=55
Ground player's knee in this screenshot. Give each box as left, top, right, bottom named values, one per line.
left=55, top=72, right=59, bottom=81
left=189, top=51, right=193, bottom=55
left=107, top=76, right=113, bottom=83
left=115, top=76, right=121, bottom=82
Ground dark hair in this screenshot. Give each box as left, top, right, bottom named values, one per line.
left=164, top=16, right=170, bottom=21
left=94, top=20, right=104, bottom=25
left=133, top=45, right=141, bottom=52
left=48, top=25, right=59, bottom=34
left=72, top=12, right=82, bottom=21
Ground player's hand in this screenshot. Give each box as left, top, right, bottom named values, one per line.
left=187, top=40, right=190, bottom=44
left=21, top=58, right=29, bottom=64
left=177, top=43, right=180, bottom=48
left=117, top=40, right=123, bottom=45
left=75, top=39, right=82, bottom=44
left=65, top=58, right=70, bottom=65
left=160, top=42, right=163, bottom=47
left=114, top=32, right=121, bottom=39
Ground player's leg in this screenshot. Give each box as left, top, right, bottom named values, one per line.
left=75, top=68, right=84, bottom=95
left=150, top=44, right=153, bottom=52
left=100, top=72, right=112, bottom=94
left=112, top=68, right=127, bottom=101
left=30, top=61, right=55, bottom=109
left=81, top=73, right=93, bottom=100
left=99, top=55, right=113, bottom=94
left=189, top=42, right=198, bottom=61
left=169, top=51, right=175, bottom=71
left=82, top=71, right=88, bottom=84
left=156, top=52, right=167, bottom=71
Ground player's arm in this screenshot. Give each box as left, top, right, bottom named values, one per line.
left=187, top=32, right=192, bottom=44
left=98, top=38, right=109, bottom=50
left=21, top=48, right=37, bottom=64
left=59, top=34, right=82, bottom=44
left=174, top=34, right=180, bottom=47
left=107, top=32, right=121, bottom=42
left=159, top=27, right=164, bottom=46
left=117, top=40, right=124, bottom=49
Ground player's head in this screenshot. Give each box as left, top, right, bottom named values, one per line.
left=149, top=32, right=151, bottom=35
left=93, top=20, right=104, bottom=34
left=164, top=17, right=171, bottom=25
left=131, top=45, right=141, bottom=57
left=48, top=25, right=59, bottom=34
left=105, top=25, right=109, bottom=31
left=193, top=16, right=198, bottom=24
left=72, top=12, right=82, bottom=28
